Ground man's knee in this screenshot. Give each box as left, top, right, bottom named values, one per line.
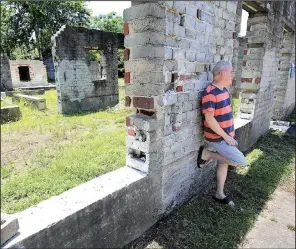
left=229, top=150, right=247, bottom=167
left=235, top=154, right=247, bottom=167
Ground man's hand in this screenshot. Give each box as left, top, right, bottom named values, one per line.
left=223, top=135, right=238, bottom=146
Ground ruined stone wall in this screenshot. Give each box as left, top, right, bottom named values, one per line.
left=9, top=60, right=48, bottom=88
left=236, top=1, right=295, bottom=146
left=124, top=0, right=237, bottom=214
left=52, top=26, right=124, bottom=114
left=0, top=54, right=13, bottom=91
left=273, top=31, right=295, bottom=119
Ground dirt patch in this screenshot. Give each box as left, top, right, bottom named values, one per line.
left=1, top=131, right=52, bottom=171
left=279, top=162, right=295, bottom=194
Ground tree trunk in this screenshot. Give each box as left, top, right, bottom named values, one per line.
left=34, top=22, right=43, bottom=61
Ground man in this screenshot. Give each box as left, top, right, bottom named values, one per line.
left=197, top=60, right=247, bottom=207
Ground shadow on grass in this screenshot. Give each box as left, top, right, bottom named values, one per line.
left=61, top=107, right=109, bottom=118
left=126, top=131, right=295, bottom=249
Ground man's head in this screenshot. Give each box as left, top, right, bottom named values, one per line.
left=212, top=60, right=234, bottom=87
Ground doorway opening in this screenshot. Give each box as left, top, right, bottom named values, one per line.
left=18, top=66, right=31, bottom=81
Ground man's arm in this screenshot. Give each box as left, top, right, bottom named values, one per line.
left=205, top=112, right=237, bottom=146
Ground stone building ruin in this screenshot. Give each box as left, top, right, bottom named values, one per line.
left=52, top=26, right=124, bottom=114
left=3, top=1, right=295, bottom=249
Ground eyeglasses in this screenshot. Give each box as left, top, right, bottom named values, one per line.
left=221, top=71, right=235, bottom=76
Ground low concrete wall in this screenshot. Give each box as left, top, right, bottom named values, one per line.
left=0, top=106, right=22, bottom=124
left=12, top=94, right=46, bottom=111
left=6, top=89, right=45, bottom=97
left=234, top=118, right=254, bottom=152
left=2, top=165, right=215, bottom=248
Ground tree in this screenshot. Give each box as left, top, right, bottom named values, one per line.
left=89, top=11, right=123, bottom=33
left=0, top=1, right=90, bottom=60
left=89, top=12, right=124, bottom=77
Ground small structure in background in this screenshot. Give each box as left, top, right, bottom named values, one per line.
left=9, top=60, right=48, bottom=88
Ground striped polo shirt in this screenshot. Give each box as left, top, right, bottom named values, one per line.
left=201, top=84, right=234, bottom=142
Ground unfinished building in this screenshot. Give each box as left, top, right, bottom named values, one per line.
left=8, top=60, right=48, bottom=88
left=3, top=1, right=295, bottom=249
left=52, top=26, right=124, bottom=114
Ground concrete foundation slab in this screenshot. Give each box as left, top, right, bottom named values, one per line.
left=12, top=94, right=46, bottom=111
left=1, top=213, right=19, bottom=246
left=0, top=106, right=22, bottom=124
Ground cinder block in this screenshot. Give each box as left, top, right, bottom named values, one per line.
left=133, top=97, right=154, bottom=110
left=1, top=106, right=22, bottom=124
left=1, top=213, right=19, bottom=246
left=124, top=32, right=166, bottom=47
left=123, top=3, right=165, bottom=21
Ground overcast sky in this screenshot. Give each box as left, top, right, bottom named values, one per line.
left=86, top=1, right=248, bottom=36
left=86, top=1, right=131, bottom=16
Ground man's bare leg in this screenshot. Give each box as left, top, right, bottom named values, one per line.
left=201, top=148, right=240, bottom=167
left=216, top=163, right=228, bottom=199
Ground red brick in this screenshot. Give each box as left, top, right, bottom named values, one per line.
left=124, top=48, right=130, bottom=61
left=179, top=75, right=191, bottom=81
left=133, top=97, right=154, bottom=109
left=128, top=128, right=136, bottom=136
left=255, top=77, right=261, bottom=84
left=126, top=117, right=131, bottom=127
left=124, top=22, right=129, bottom=35
left=241, top=78, right=252, bottom=83
left=176, top=85, right=183, bottom=92
left=242, top=61, right=246, bottom=66
left=171, top=72, right=178, bottom=82
left=244, top=50, right=248, bottom=55
left=125, top=96, right=131, bottom=107
left=172, top=124, right=181, bottom=132
left=125, top=72, right=130, bottom=84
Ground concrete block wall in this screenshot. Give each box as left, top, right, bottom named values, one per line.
left=237, top=2, right=291, bottom=146
left=273, top=31, right=295, bottom=119
left=9, top=60, right=48, bottom=88
left=124, top=0, right=238, bottom=214
left=52, top=26, right=124, bottom=114
left=0, top=54, right=13, bottom=91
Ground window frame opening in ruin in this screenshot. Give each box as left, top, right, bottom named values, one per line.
left=18, top=66, right=31, bottom=82
left=238, top=9, right=249, bottom=37
left=87, top=49, right=106, bottom=81
left=233, top=2, right=265, bottom=121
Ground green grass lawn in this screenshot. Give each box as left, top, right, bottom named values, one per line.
left=1, top=78, right=131, bottom=214
left=232, top=97, right=239, bottom=118
left=126, top=130, right=295, bottom=249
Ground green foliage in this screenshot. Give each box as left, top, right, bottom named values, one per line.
left=88, top=50, right=102, bottom=63
left=0, top=1, right=90, bottom=59
left=89, top=12, right=124, bottom=76
left=89, top=11, right=123, bottom=33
